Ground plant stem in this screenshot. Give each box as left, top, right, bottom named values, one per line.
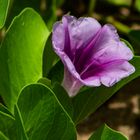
left=88, top=0, right=96, bottom=16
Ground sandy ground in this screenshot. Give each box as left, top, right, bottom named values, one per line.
left=77, top=78, right=140, bottom=140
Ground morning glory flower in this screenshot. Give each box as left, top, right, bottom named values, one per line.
left=52, top=15, right=135, bottom=97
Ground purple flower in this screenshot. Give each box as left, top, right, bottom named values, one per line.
left=52, top=15, right=135, bottom=97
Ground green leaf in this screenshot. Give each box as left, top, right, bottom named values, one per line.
left=6, top=0, right=41, bottom=27
left=0, top=111, right=16, bottom=140
left=89, top=124, right=127, bottom=140
left=48, top=60, right=64, bottom=84
left=0, top=8, right=49, bottom=112
left=17, top=84, right=77, bottom=140
left=0, top=102, right=28, bottom=140
left=14, top=105, right=28, bottom=140
left=38, top=77, right=52, bottom=88
left=129, top=30, right=140, bottom=54
left=0, top=105, right=28, bottom=140
left=72, top=56, right=140, bottom=123
left=0, top=131, right=9, bottom=140
left=7, top=0, right=59, bottom=30
left=0, top=104, right=13, bottom=117
left=52, top=83, right=74, bottom=118
left=0, top=0, right=9, bottom=28
left=38, top=79, right=73, bottom=118
left=43, top=34, right=58, bottom=77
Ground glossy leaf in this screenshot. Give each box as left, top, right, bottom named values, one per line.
left=48, top=60, right=64, bottom=84
left=0, top=8, right=49, bottom=112
left=6, top=0, right=41, bottom=27
left=89, top=124, right=127, bottom=140
left=0, top=0, right=9, bottom=28
left=72, top=56, right=140, bottom=123
left=0, top=104, right=28, bottom=140
left=7, top=0, right=60, bottom=30
left=38, top=77, right=52, bottom=88
left=129, top=30, right=140, bottom=54
left=38, top=78, right=73, bottom=118
left=43, top=34, right=58, bottom=77
left=14, top=105, right=28, bottom=140
left=17, top=84, right=77, bottom=140
left=0, top=104, right=13, bottom=117
left=52, top=83, right=74, bottom=118
left=0, top=111, right=16, bottom=140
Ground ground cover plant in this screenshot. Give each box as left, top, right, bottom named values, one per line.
left=0, top=0, right=140, bottom=140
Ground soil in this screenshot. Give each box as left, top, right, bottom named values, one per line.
left=77, top=78, right=140, bottom=140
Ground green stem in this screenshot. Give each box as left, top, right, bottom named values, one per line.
left=88, top=0, right=96, bottom=16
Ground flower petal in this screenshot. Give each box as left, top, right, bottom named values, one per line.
left=76, top=24, right=133, bottom=74
left=52, top=21, right=65, bottom=51
left=67, top=16, right=101, bottom=50
left=100, top=61, right=135, bottom=86
left=81, top=76, right=101, bottom=86
left=52, top=15, right=135, bottom=96
left=81, top=60, right=135, bottom=87
left=92, top=25, right=133, bottom=62
left=62, top=68, right=83, bottom=97
left=52, top=15, right=101, bottom=61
